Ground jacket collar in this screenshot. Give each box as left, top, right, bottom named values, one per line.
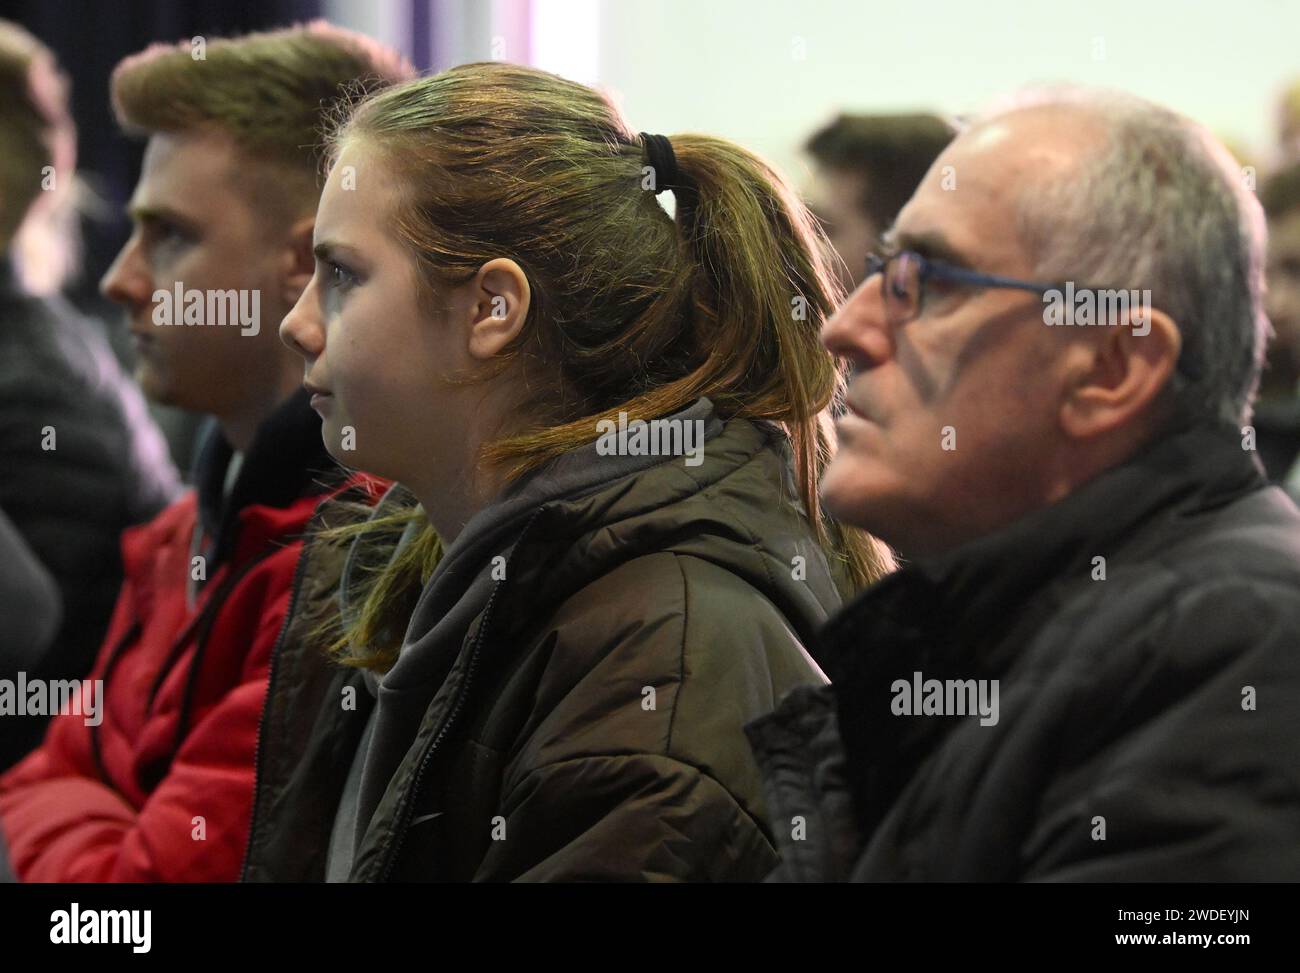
left=819, top=418, right=1266, bottom=838
left=486, top=413, right=844, bottom=653
left=0, top=257, right=18, bottom=298
left=195, top=387, right=340, bottom=567
left=824, top=419, right=1263, bottom=679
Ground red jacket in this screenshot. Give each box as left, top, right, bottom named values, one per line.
left=0, top=442, right=382, bottom=881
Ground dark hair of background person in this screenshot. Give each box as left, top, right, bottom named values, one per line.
left=1252, top=160, right=1300, bottom=483
left=804, top=112, right=956, bottom=231
left=1262, top=161, right=1300, bottom=219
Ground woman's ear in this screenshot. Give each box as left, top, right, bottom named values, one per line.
left=467, top=258, right=531, bottom=360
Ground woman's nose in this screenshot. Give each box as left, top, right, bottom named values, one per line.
left=279, top=278, right=324, bottom=359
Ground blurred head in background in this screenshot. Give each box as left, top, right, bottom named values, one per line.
left=803, top=112, right=954, bottom=292
left=1276, top=79, right=1300, bottom=165
left=1261, top=163, right=1300, bottom=398
left=820, top=88, right=1267, bottom=557
left=99, top=22, right=412, bottom=449
left=0, top=19, right=77, bottom=295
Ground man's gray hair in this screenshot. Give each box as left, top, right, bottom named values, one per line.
left=969, top=87, right=1269, bottom=426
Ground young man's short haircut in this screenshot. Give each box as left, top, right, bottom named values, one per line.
left=110, top=20, right=414, bottom=220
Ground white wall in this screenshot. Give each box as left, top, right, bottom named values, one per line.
left=596, top=0, right=1300, bottom=186
left=327, top=0, right=1300, bottom=188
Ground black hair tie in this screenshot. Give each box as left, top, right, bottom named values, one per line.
left=640, top=132, right=681, bottom=195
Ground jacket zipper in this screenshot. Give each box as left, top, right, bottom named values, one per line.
left=238, top=518, right=321, bottom=882
left=88, top=620, right=143, bottom=784
left=375, top=509, right=543, bottom=881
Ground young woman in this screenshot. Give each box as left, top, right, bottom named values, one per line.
left=243, top=61, right=892, bottom=882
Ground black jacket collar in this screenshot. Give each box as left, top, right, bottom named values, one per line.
left=824, top=420, right=1264, bottom=679
left=195, top=387, right=341, bottom=567
left=0, top=257, right=18, bottom=297
left=819, top=419, right=1266, bottom=836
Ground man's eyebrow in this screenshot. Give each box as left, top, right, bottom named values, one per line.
left=888, top=228, right=974, bottom=269
left=126, top=204, right=199, bottom=232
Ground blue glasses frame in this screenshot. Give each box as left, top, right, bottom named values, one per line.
left=864, top=249, right=1199, bottom=381
left=865, top=249, right=1067, bottom=325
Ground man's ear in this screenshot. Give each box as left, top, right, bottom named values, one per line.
left=466, top=258, right=531, bottom=360
left=280, top=216, right=316, bottom=308
left=1059, top=305, right=1182, bottom=439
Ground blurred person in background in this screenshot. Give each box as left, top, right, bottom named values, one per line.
left=803, top=112, right=954, bottom=293
left=0, top=506, right=62, bottom=679
left=1255, top=162, right=1300, bottom=494
left=0, top=19, right=179, bottom=770
left=1275, top=78, right=1300, bottom=166
left=0, top=22, right=411, bottom=881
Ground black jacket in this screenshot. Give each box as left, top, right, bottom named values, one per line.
left=746, top=421, right=1300, bottom=881
left=0, top=506, right=61, bottom=671
left=1252, top=396, right=1300, bottom=495
left=243, top=417, right=839, bottom=881
left=0, top=261, right=179, bottom=768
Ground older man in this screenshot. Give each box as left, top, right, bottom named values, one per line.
left=747, top=89, right=1300, bottom=881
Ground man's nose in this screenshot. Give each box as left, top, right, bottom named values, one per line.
left=99, top=235, right=152, bottom=311
left=279, top=276, right=324, bottom=360
left=821, top=273, right=895, bottom=367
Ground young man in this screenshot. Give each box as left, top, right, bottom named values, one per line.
left=748, top=89, right=1300, bottom=881
left=0, top=23, right=411, bottom=882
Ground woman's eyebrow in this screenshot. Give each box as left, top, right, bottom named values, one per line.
left=313, top=240, right=364, bottom=264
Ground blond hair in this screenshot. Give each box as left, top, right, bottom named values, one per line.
left=110, top=20, right=413, bottom=220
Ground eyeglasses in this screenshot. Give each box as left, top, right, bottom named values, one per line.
left=865, top=249, right=1068, bottom=327
left=863, top=249, right=1201, bottom=382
